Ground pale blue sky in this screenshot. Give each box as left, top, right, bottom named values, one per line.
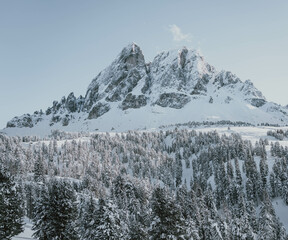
left=1, top=0, right=288, bottom=129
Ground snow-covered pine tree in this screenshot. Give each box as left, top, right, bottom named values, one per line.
left=33, top=151, right=45, bottom=182
left=149, top=186, right=186, bottom=240
left=128, top=215, right=149, bottom=240
left=94, top=198, right=126, bottom=240
left=48, top=178, right=79, bottom=239
left=24, top=182, right=36, bottom=219
left=0, top=164, right=24, bottom=239
left=258, top=191, right=279, bottom=240
left=32, top=178, right=79, bottom=240
left=32, top=184, right=51, bottom=240
left=175, top=153, right=183, bottom=187
left=79, top=194, right=98, bottom=240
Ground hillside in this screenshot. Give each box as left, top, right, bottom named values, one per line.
left=2, top=126, right=288, bottom=239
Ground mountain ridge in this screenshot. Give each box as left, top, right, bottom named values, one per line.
left=3, top=43, right=288, bottom=136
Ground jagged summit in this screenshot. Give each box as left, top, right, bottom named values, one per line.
left=121, top=42, right=142, bottom=54
left=118, top=42, right=145, bottom=67
left=3, top=44, right=288, bottom=136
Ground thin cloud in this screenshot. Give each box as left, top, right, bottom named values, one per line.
left=169, top=24, right=192, bottom=42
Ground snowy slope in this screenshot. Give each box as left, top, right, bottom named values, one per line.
left=3, top=43, right=288, bottom=137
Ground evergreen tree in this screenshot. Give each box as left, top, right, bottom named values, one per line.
left=111, top=175, right=126, bottom=209
left=32, top=184, right=51, bottom=240
left=24, top=182, right=36, bottom=219
left=94, top=198, right=125, bottom=240
left=128, top=215, right=149, bottom=240
left=149, top=187, right=186, bottom=240
left=234, top=158, right=242, bottom=186
left=282, top=180, right=288, bottom=205
left=175, top=157, right=183, bottom=187
left=48, top=179, right=79, bottom=239
left=34, top=151, right=45, bottom=182
left=79, top=194, right=98, bottom=240
left=258, top=192, right=277, bottom=240
left=259, top=155, right=268, bottom=188
left=33, top=178, right=79, bottom=240
left=0, top=165, right=24, bottom=240
left=232, top=194, right=255, bottom=239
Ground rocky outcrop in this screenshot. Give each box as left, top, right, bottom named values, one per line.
left=178, top=47, right=188, bottom=69
left=85, top=43, right=148, bottom=108
left=7, top=114, right=35, bottom=128
left=241, top=80, right=265, bottom=99
left=105, top=69, right=142, bottom=102
left=155, top=93, right=191, bottom=109
left=65, top=93, right=78, bottom=112
left=190, top=74, right=210, bottom=95
left=88, top=102, right=110, bottom=119
left=213, top=71, right=240, bottom=87
left=249, top=98, right=267, bottom=108
left=121, top=93, right=147, bottom=110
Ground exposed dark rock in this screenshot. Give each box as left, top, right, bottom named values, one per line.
left=88, top=103, right=110, bottom=119
left=76, top=95, right=85, bottom=112
left=249, top=98, right=266, bottom=108
left=6, top=121, right=16, bottom=128
left=121, top=93, right=147, bottom=110
left=191, top=76, right=209, bottom=95
left=22, top=116, right=34, bottom=128
left=141, top=76, right=152, bottom=94
left=61, top=96, right=66, bottom=104
left=52, top=101, right=62, bottom=114
left=104, top=72, right=128, bottom=94
left=105, top=92, right=122, bottom=102
left=84, top=44, right=147, bottom=107
left=119, top=43, right=145, bottom=70
left=213, top=71, right=240, bottom=87
left=62, top=115, right=72, bottom=126
left=105, top=69, right=143, bottom=102
left=65, top=92, right=78, bottom=113
left=178, top=47, right=188, bottom=69
left=83, top=84, right=100, bottom=112
left=51, top=115, right=61, bottom=125
left=46, top=107, right=52, bottom=115
left=7, top=115, right=34, bottom=128
left=155, top=93, right=190, bottom=109
left=145, top=62, right=151, bottom=73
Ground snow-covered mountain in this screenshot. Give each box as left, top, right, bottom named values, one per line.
left=3, top=43, right=288, bottom=136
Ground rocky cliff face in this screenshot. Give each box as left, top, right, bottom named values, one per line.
left=5, top=43, right=288, bottom=134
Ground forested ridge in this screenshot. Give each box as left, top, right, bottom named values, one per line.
left=1, top=128, right=288, bottom=239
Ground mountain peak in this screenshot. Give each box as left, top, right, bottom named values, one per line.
left=120, top=42, right=142, bottom=55
left=118, top=42, right=145, bottom=68
left=178, top=47, right=188, bottom=68
left=3, top=43, right=288, bottom=135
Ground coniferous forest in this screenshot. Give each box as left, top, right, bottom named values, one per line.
left=1, top=128, right=288, bottom=239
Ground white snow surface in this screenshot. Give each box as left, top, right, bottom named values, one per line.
left=273, top=198, right=288, bottom=231
left=2, top=101, right=288, bottom=138
left=12, top=217, right=35, bottom=240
